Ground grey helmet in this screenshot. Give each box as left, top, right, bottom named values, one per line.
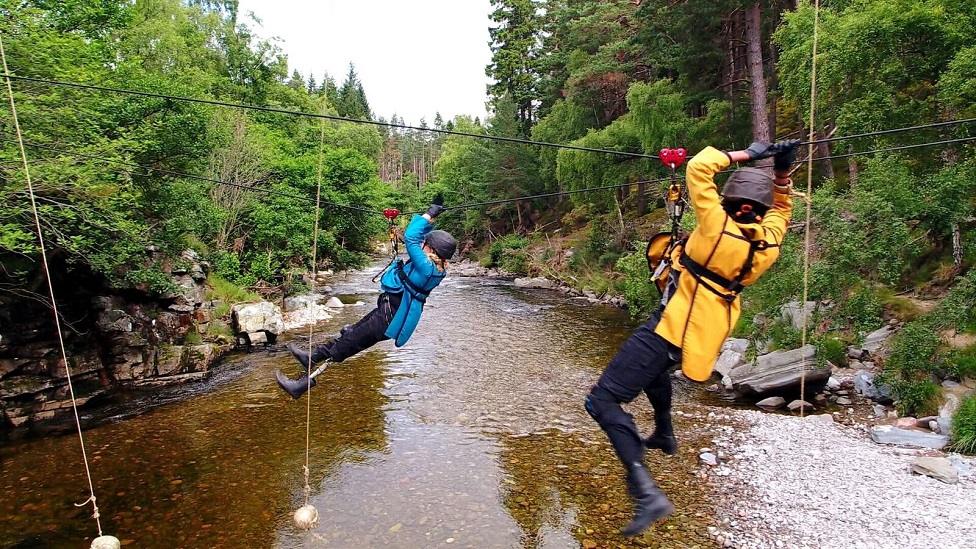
left=425, top=230, right=457, bottom=260
left=722, top=167, right=774, bottom=208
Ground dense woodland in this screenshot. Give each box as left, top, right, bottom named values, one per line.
left=1, top=0, right=976, bottom=428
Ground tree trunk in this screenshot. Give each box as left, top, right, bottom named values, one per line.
left=816, top=130, right=834, bottom=180
left=637, top=181, right=648, bottom=216
left=952, top=223, right=963, bottom=271
left=848, top=148, right=858, bottom=187
left=745, top=3, right=771, bottom=144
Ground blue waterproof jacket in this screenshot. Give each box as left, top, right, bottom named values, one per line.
left=380, top=214, right=446, bottom=346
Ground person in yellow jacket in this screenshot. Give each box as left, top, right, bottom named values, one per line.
left=585, top=139, right=801, bottom=537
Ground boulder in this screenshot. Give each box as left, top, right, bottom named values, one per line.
left=869, top=425, right=949, bottom=449
left=513, top=277, right=556, bottom=290
left=232, top=302, right=284, bottom=336
left=787, top=399, right=814, bottom=413
left=848, top=325, right=897, bottom=359
left=826, top=376, right=843, bottom=391
left=713, top=349, right=745, bottom=379
left=722, top=338, right=750, bottom=354
left=155, top=345, right=184, bottom=377
left=853, top=370, right=893, bottom=403
left=325, top=297, right=345, bottom=308
left=729, top=345, right=825, bottom=395
left=756, top=396, right=786, bottom=411
left=910, top=457, right=959, bottom=484
left=836, top=396, right=853, bottom=406
left=780, top=301, right=818, bottom=331
left=284, top=294, right=322, bottom=312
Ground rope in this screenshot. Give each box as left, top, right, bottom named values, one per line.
left=2, top=73, right=658, bottom=160
left=799, top=0, right=821, bottom=418
left=302, top=108, right=327, bottom=507
left=0, top=34, right=105, bottom=537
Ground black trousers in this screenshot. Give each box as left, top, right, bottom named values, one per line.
left=585, top=313, right=679, bottom=466
left=319, top=292, right=402, bottom=363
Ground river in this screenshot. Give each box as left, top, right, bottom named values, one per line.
left=1, top=263, right=718, bottom=548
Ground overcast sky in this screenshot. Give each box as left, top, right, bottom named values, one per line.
left=237, top=0, right=494, bottom=124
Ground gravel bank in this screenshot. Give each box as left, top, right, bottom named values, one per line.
left=708, top=410, right=976, bottom=549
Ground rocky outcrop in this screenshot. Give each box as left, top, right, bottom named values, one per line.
left=1, top=250, right=235, bottom=437
left=729, top=345, right=827, bottom=396
left=853, top=369, right=894, bottom=404
left=780, top=301, right=819, bottom=331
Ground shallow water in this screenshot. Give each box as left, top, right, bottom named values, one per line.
left=1, top=264, right=716, bottom=548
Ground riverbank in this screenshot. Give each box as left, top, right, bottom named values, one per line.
left=705, top=409, right=976, bottom=548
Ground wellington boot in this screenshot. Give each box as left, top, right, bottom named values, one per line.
left=643, top=432, right=678, bottom=456
left=621, top=462, right=674, bottom=537
left=275, top=369, right=316, bottom=399
left=287, top=342, right=332, bottom=373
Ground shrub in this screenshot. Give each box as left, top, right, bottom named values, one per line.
left=951, top=395, right=976, bottom=454
left=486, top=234, right=530, bottom=274
left=948, top=346, right=976, bottom=380
left=207, top=273, right=260, bottom=306
left=615, top=247, right=656, bottom=320
left=815, top=335, right=847, bottom=366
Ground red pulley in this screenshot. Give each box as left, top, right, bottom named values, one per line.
left=383, top=208, right=400, bottom=221
left=658, top=148, right=688, bottom=169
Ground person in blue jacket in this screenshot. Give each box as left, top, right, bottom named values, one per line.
left=275, top=198, right=456, bottom=399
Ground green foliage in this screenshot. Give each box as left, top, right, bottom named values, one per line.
left=615, top=247, right=656, bottom=320
left=815, top=335, right=848, bottom=367
left=948, top=346, right=976, bottom=380
left=486, top=234, right=530, bottom=274
left=952, top=395, right=976, bottom=454
left=206, top=273, right=259, bottom=306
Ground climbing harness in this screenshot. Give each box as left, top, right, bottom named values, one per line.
left=645, top=148, right=688, bottom=294
left=372, top=208, right=402, bottom=283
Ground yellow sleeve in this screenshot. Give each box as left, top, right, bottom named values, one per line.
left=760, top=185, right=794, bottom=245
left=685, top=146, right=732, bottom=236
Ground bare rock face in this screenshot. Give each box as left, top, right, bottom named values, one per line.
left=780, top=301, right=818, bottom=331
left=729, top=345, right=827, bottom=395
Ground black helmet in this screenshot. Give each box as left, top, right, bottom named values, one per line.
left=722, top=167, right=774, bottom=208
left=425, top=230, right=457, bottom=260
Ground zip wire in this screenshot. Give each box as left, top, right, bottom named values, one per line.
left=2, top=73, right=659, bottom=160
left=800, top=117, right=976, bottom=147
left=1, top=34, right=120, bottom=549
left=403, top=176, right=678, bottom=215
left=1, top=135, right=384, bottom=214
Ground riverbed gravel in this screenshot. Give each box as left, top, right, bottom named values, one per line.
left=707, top=410, right=976, bottom=549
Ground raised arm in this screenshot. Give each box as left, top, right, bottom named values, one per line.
left=404, top=214, right=436, bottom=272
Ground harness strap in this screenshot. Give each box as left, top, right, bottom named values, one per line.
left=679, top=253, right=742, bottom=302
left=395, top=260, right=429, bottom=303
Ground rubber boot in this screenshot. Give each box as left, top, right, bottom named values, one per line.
left=275, top=369, right=316, bottom=399
left=621, top=462, right=674, bottom=537
left=287, top=342, right=332, bottom=373
left=644, top=432, right=678, bottom=456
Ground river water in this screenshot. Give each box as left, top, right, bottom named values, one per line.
left=1, top=264, right=717, bottom=548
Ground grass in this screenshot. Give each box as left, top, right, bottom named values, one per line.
left=206, top=273, right=260, bottom=309
left=952, top=395, right=976, bottom=454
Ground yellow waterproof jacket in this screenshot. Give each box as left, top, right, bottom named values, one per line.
left=654, top=146, right=793, bottom=381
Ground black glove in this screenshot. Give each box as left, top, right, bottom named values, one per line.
left=772, top=139, right=802, bottom=172
left=426, top=193, right=446, bottom=218
left=744, top=141, right=775, bottom=161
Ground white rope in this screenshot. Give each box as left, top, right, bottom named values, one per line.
left=0, top=34, right=104, bottom=536
left=303, top=112, right=327, bottom=504
left=799, top=0, right=821, bottom=418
